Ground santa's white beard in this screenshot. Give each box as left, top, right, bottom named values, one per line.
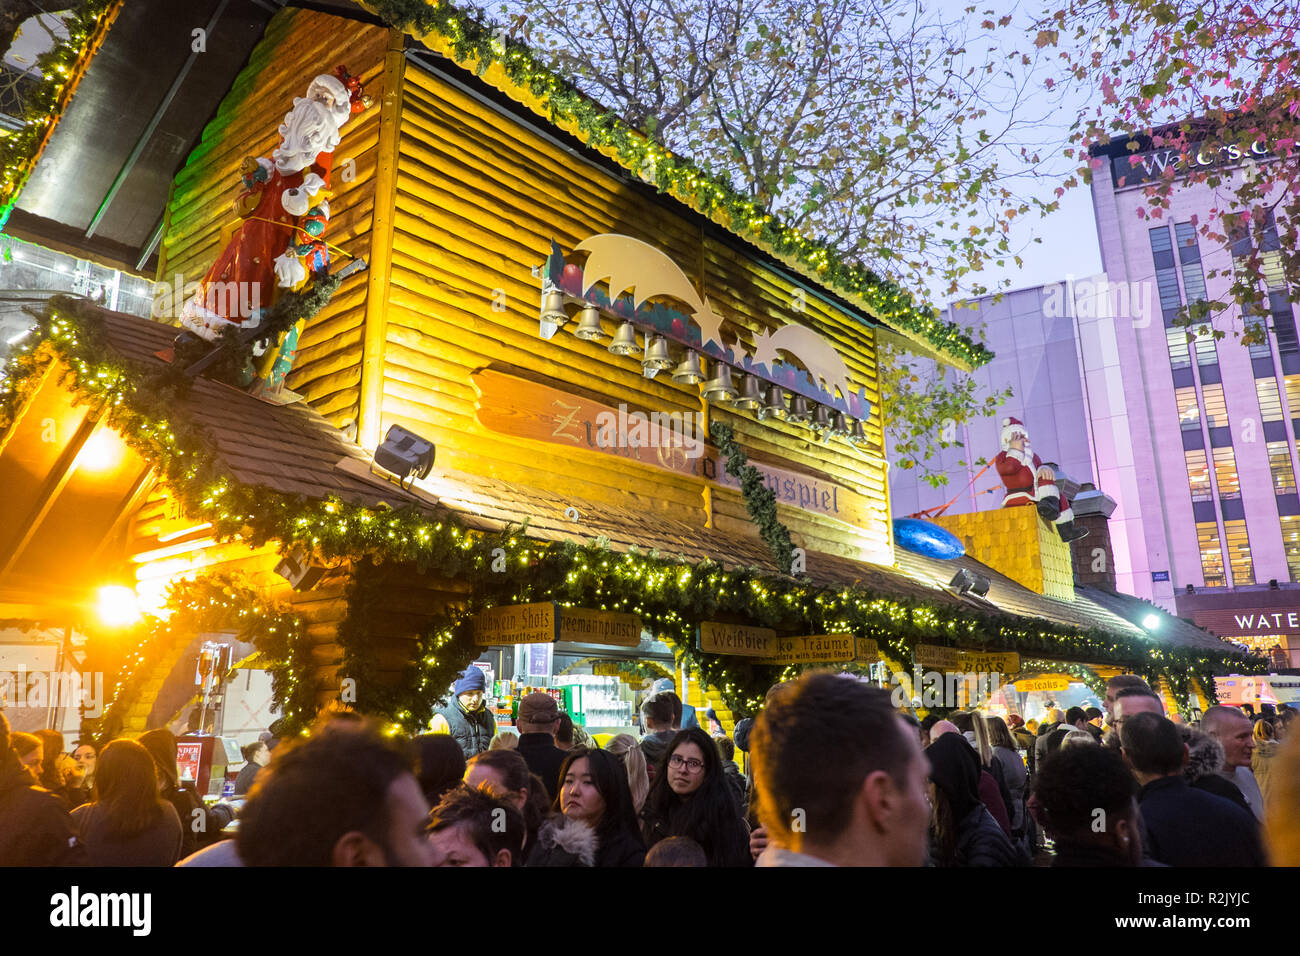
left=274, top=98, right=342, bottom=174
left=1003, top=443, right=1033, bottom=466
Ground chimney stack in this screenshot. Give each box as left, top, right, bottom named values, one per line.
left=1070, top=482, right=1118, bottom=590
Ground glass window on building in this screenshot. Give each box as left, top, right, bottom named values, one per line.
left=1223, top=519, right=1255, bottom=586
left=1257, top=378, right=1284, bottom=422
left=1167, top=327, right=1192, bottom=369
left=1201, top=383, right=1228, bottom=428
left=1213, top=446, right=1241, bottom=498
left=1193, top=332, right=1218, bottom=366
left=1268, top=441, right=1297, bottom=494
left=1285, top=375, right=1300, bottom=418
left=1176, top=386, right=1201, bottom=430
left=1175, top=222, right=1209, bottom=303
left=1243, top=301, right=1274, bottom=359
left=1185, top=449, right=1213, bottom=500
left=1269, top=291, right=1299, bottom=354
left=1282, top=515, right=1300, bottom=582
left=1149, top=226, right=1184, bottom=321
left=1197, top=521, right=1226, bottom=587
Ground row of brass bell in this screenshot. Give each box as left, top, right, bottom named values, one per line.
left=549, top=303, right=872, bottom=445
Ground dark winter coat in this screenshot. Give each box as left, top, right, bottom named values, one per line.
left=992, top=745, right=1027, bottom=835
left=516, top=733, right=567, bottom=800
left=1141, top=776, right=1264, bottom=867
left=526, top=816, right=646, bottom=868
left=0, top=771, right=85, bottom=866
left=162, top=783, right=234, bottom=859
left=233, top=761, right=261, bottom=796
left=721, top=759, right=747, bottom=817
left=434, top=700, right=496, bottom=759
left=71, top=801, right=184, bottom=867
left=1190, top=773, right=1255, bottom=819
left=953, top=804, right=1027, bottom=867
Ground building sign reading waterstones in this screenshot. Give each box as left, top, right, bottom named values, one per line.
left=696, top=622, right=876, bottom=664
left=474, top=603, right=642, bottom=647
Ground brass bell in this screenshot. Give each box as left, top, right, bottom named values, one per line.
left=538, top=289, right=568, bottom=340
left=701, top=365, right=738, bottom=403
left=788, top=395, right=812, bottom=423
left=573, top=305, right=605, bottom=341
left=849, top=420, right=868, bottom=445
left=759, top=385, right=789, bottom=421
left=830, top=411, right=849, bottom=437
left=671, top=350, right=705, bottom=385
left=641, top=335, right=675, bottom=377
left=732, top=373, right=763, bottom=410
left=811, top=404, right=832, bottom=434
left=607, top=321, right=639, bottom=356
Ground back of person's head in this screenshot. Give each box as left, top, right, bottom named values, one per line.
left=1114, top=687, right=1163, bottom=712
left=1045, top=726, right=1073, bottom=758
left=752, top=672, right=914, bottom=851
left=137, top=728, right=180, bottom=790
left=1085, top=707, right=1104, bottom=722
left=1034, top=745, right=1138, bottom=845
left=489, top=731, right=519, bottom=751
left=644, top=835, right=707, bottom=867
left=413, top=734, right=467, bottom=805
left=985, top=715, right=1016, bottom=751
left=467, top=748, right=532, bottom=795
left=428, top=783, right=525, bottom=866
left=94, top=739, right=165, bottom=840
left=660, top=691, right=683, bottom=728
left=1062, top=728, right=1097, bottom=749
left=919, top=713, right=941, bottom=742
left=10, top=731, right=40, bottom=763
left=1121, top=712, right=1184, bottom=775
left=1254, top=718, right=1277, bottom=743
left=948, top=712, right=974, bottom=734
left=971, top=713, right=994, bottom=766
left=555, top=714, right=575, bottom=746
left=1065, top=706, right=1086, bottom=726
left=238, top=723, right=425, bottom=866
left=713, top=734, right=735, bottom=763
left=0, top=713, right=22, bottom=785
left=1108, top=674, right=1152, bottom=697
left=604, top=733, right=648, bottom=814
left=641, top=693, right=675, bottom=730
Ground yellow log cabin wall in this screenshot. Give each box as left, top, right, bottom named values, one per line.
left=158, top=7, right=894, bottom=569
left=383, top=56, right=892, bottom=566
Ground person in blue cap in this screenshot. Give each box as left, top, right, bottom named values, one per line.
left=650, top=678, right=699, bottom=731
left=431, top=666, right=497, bottom=759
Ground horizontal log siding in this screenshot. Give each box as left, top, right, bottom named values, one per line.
left=157, top=9, right=390, bottom=429
left=385, top=63, right=892, bottom=563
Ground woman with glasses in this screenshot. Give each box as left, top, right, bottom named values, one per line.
left=641, top=727, right=751, bottom=867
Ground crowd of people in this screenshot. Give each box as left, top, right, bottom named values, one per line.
left=2, top=665, right=1297, bottom=867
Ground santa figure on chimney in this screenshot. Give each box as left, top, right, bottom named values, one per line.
left=994, top=417, right=1088, bottom=542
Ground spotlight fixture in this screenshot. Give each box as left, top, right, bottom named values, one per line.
left=1141, top=613, right=1161, bottom=631
left=373, top=424, right=436, bottom=486
left=948, top=568, right=990, bottom=599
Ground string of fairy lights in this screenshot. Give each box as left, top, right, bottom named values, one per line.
left=4, top=299, right=1259, bottom=730
left=359, top=0, right=993, bottom=370
left=0, top=0, right=120, bottom=234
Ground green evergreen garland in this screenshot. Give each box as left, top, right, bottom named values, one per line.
left=710, top=422, right=796, bottom=575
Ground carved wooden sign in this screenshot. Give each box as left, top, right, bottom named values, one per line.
left=472, top=370, right=875, bottom=529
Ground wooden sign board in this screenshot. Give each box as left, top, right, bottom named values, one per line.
left=1014, top=677, right=1071, bottom=693
left=474, top=603, right=558, bottom=645
left=559, top=607, right=642, bottom=647
left=769, top=634, right=857, bottom=665
left=914, top=645, right=1019, bottom=674
left=697, top=622, right=779, bottom=657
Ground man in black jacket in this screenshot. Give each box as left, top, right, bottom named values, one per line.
left=515, top=692, right=567, bottom=800
left=1121, top=712, right=1264, bottom=867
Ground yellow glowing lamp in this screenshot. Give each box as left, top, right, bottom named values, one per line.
left=78, top=429, right=126, bottom=473
left=96, top=585, right=141, bottom=628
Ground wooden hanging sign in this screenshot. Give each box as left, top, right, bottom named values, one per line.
left=697, top=625, right=876, bottom=664
left=475, top=603, right=642, bottom=647
left=913, top=644, right=1019, bottom=674
left=472, top=369, right=875, bottom=529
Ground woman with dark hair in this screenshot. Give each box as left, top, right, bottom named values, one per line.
left=527, top=747, right=645, bottom=867
left=640, top=727, right=751, bottom=867
left=926, top=733, right=1025, bottom=867
left=413, top=733, right=468, bottom=806
left=465, top=749, right=549, bottom=853
left=71, top=739, right=183, bottom=866
left=137, top=728, right=234, bottom=858
left=984, top=715, right=1028, bottom=845
left=10, top=732, right=42, bottom=785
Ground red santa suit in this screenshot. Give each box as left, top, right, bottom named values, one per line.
left=994, top=417, right=1086, bottom=541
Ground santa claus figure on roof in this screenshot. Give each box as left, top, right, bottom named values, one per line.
left=177, top=66, right=367, bottom=343
left=994, top=417, right=1088, bottom=542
